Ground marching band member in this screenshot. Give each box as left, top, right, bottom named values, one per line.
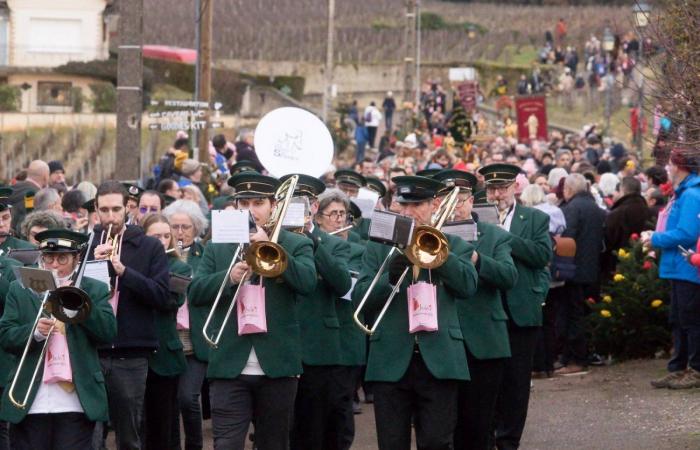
left=478, top=164, right=552, bottom=450
left=314, top=188, right=367, bottom=449
left=333, top=170, right=370, bottom=241
left=88, top=181, right=170, bottom=450
left=188, top=172, right=316, bottom=450
left=142, top=214, right=190, bottom=450
left=0, top=252, right=21, bottom=449
left=0, top=188, right=35, bottom=253
left=0, top=229, right=117, bottom=450
left=162, top=199, right=210, bottom=450
left=432, top=170, right=518, bottom=450
left=282, top=175, right=352, bottom=450
left=352, top=175, right=478, bottom=450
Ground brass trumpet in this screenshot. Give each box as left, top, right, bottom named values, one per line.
left=100, top=224, right=122, bottom=262
left=202, top=175, right=299, bottom=348
left=352, top=187, right=460, bottom=335
left=8, top=233, right=95, bottom=409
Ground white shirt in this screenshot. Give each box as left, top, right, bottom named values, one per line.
left=241, top=347, right=265, bottom=376
left=29, top=331, right=83, bottom=415
left=500, top=205, right=516, bottom=232
left=363, top=106, right=383, bottom=127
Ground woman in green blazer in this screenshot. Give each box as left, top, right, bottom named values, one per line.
left=0, top=229, right=116, bottom=450
left=142, top=214, right=190, bottom=450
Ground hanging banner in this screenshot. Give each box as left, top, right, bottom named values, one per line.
left=515, top=96, right=548, bottom=143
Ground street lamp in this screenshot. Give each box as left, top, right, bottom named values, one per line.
left=632, top=1, right=651, bottom=164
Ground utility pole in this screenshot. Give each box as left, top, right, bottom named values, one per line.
left=196, top=0, right=213, bottom=163
left=115, top=0, right=143, bottom=181
left=402, top=0, right=417, bottom=129
left=321, top=0, right=335, bottom=123
left=415, top=0, right=421, bottom=109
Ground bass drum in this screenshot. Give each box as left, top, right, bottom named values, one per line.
left=254, top=107, right=334, bottom=178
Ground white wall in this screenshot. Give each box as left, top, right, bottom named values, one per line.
left=8, top=0, right=108, bottom=67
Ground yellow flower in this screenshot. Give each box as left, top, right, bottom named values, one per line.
left=602, top=295, right=612, bottom=303
left=651, top=299, right=663, bottom=308
left=600, top=309, right=612, bottom=318
left=613, top=274, right=626, bottom=282
left=618, top=249, right=629, bottom=259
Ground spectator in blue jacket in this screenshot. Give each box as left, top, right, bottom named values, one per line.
left=646, top=150, right=700, bottom=390
left=354, top=118, right=369, bottom=164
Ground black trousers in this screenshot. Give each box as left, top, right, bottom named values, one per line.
left=337, top=366, right=360, bottom=450
left=373, top=352, right=459, bottom=450
left=144, top=369, right=180, bottom=450
left=0, top=387, right=8, bottom=450
left=533, top=286, right=561, bottom=373
left=494, top=325, right=539, bottom=450
left=291, top=364, right=347, bottom=450
left=555, top=283, right=588, bottom=366
left=10, top=412, right=94, bottom=450
left=454, top=350, right=506, bottom=450
left=209, top=375, right=298, bottom=450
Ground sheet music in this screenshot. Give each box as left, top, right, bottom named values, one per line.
left=282, top=198, right=308, bottom=228
left=474, top=205, right=499, bottom=225
left=84, top=260, right=111, bottom=287
left=442, top=221, right=478, bottom=242
left=369, top=211, right=397, bottom=241
left=212, top=210, right=251, bottom=243
left=353, top=198, right=376, bottom=219
left=18, top=267, right=57, bottom=294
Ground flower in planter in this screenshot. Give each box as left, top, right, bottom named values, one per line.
left=613, top=273, right=626, bottom=282
left=642, top=260, right=653, bottom=270
left=651, top=299, right=663, bottom=308
left=630, top=233, right=640, bottom=241
left=618, top=249, right=629, bottom=259
left=602, top=295, right=612, bottom=303
left=600, top=309, right=612, bottom=318
left=586, top=297, right=597, bottom=305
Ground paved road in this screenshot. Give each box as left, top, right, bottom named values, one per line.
left=107, top=359, right=699, bottom=449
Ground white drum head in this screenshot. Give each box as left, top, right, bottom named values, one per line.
left=254, top=107, right=334, bottom=178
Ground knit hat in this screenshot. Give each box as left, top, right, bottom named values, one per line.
left=48, top=160, right=64, bottom=174
left=181, top=159, right=201, bottom=177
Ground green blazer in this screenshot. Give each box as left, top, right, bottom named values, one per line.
left=184, top=242, right=210, bottom=362
left=298, top=228, right=351, bottom=366
left=352, top=236, right=478, bottom=382
left=0, top=277, right=117, bottom=424
left=188, top=229, right=317, bottom=379
left=337, top=241, right=367, bottom=366
left=352, top=218, right=371, bottom=242
left=149, top=257, right=190, bottom=377
left=0, top=256, right=21, bottom=387
left=0, top=236, right=35, bottom=254
left=504, top=204, right=552, bottom=327
left=457, top=222, right=517, bottom=360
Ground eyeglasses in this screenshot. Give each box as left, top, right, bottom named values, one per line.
left=320, top=211, right=347, bottom=220
left=139, top=206, right=159, bottom=214
left=171, top=224, right=193, bottom=231
left=41, top=253, right=72, bottom=264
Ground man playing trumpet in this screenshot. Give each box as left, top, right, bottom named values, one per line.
left=0, top=229, right=117, bottom=450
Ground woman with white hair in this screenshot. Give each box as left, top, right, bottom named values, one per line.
left=595, top=172, right=620, bottom=209
left=520, top=184, right=566, bottom=235
left=162, top=199, right=209, bottom=450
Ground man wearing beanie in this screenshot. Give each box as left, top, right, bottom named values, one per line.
left=48, top=160, right=66, bottom=190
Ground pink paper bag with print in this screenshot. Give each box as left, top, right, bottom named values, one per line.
left=176, top=299, right=190, bottom=330
left=43, top=332, right=73, bottom=384
left=407, top=281, right=438, bottom=333
left=237, top=282, right=267, bottom=335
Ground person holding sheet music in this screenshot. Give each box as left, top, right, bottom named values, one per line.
left=141, top=214, right=190, bottom=450
left=162, top=199, right=210, bottom=450
left=432, top=170, right=519, bottom=450
left=352, top=175, right=478, bottom=450
left=314, top=188, right=367, bottom=449
left=478, top=164, right=552, bottom=450
left=0, top=188, right=35, bottom=255
left=88, top=180, right=170, bottom=450
left=187, top=172, right=316, bottom=450
left=0, top=229, right=117, bottom=450
left=281, top=174, right=352, bottom=450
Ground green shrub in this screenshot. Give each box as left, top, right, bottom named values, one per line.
left=0, top=85, right=20, bottom=111
left=89, top=83, right=117, bottom=113
left=71, top=87, right=84, bottom=113
left=588, top=238, right=671, bottom=360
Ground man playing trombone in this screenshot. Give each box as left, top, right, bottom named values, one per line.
left=188, top=172, right=317, bottom=450
left=0, top=229, right=117, bottom=450
left=88, top=181, right=170, bottom=450
left=352, top=175, right=479, bottom=450
left=281, top=175, right=352, bottom=450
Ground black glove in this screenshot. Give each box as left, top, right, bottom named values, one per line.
left=388, top=253, right=411, bottom=285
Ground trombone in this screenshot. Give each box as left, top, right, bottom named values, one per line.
left=8, top=232, right=95, bottom=409
left=352, top=187, right=461, bottom=335
left=202, top=175, right=299, bottom=348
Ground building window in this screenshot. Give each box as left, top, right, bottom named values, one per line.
left=37, top=82, right=72, bottom=107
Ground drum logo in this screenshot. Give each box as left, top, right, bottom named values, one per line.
left=273, top=130, right=303, bottom=161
